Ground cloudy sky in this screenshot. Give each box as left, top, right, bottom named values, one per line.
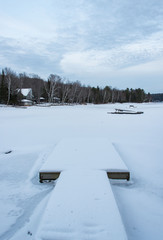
left=0, top=0, right=163, bottom=93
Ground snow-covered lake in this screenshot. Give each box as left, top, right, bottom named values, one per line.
left=0, top=103, right=163, bottom=240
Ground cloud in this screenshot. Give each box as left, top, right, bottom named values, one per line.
left=60, top=31, right=163, bottom=91
left=119, top=59, right=163, bottom=76
left=60, top=30, right=163, bottom=74
left=0, top=0, right=163, bottom=92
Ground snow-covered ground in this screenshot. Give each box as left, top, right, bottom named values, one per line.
left=0, top=103, right=163, bottom=240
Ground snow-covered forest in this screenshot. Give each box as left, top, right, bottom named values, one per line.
left=0, top=68, right=150, bottom=105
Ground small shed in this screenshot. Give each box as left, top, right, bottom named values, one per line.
left=40, top=97, right=45, bottom=103
left=53, top=97, right=60, bottom=103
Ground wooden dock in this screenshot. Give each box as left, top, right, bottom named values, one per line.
left=36, top=138, right=129, bottom=239
left=36, top=170, right=128, bottom=240
left=39, top=138, right=130, bottom=182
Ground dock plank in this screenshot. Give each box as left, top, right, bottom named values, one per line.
left=36, top=170, right=128, bottom=240
left=39, top=138, right=130, bottom=181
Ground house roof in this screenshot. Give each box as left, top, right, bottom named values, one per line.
left=20, top=88, right=32, bottom=97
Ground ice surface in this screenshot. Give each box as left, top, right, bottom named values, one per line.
left=0, top=103, right=163, bottom=239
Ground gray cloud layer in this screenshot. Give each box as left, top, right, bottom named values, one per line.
left=0, top=0, right=163, bottom=92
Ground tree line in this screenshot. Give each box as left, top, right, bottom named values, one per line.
left=0, top=68, right=151, bottom=105
left=151, top=93, right=163, bottom=102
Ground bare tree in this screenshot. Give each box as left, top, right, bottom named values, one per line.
left=7, top=76, right=11, bottom=105
left=102, top=86, right=112, bottom=103
left=111, top=89, right=115, bottom=103
left=61, top=82, right=71, bottom=104
left=44, top=74, right=61, bottom=103
left=4, top=68, right=17, bottom=105
left=86, top=86, right=91, bottom=103
left=68, top=81, right=81, bottom=103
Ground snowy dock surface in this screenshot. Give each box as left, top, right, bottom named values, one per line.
left=36, top=170, right=128, bottom=240
left=37, top=138, right=129, bottom=239
left=39, top=138, right=129, bottom=181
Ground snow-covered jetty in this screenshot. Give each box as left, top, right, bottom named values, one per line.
left=37, top=138, right=129, bottom=239
left=39, top=138, right=130, bottom=182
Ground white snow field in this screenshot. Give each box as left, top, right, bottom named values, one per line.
left=0, top=103, right=163, bottom=239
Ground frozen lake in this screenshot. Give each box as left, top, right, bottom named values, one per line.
left=0, top=103, right=163, bottom=239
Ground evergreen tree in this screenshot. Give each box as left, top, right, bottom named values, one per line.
left=0, top=70, right=8, bottom=104
left=125, top=88, right=130, bottom=102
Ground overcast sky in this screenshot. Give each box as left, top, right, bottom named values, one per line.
left=0, top=0, right=163, bottom=93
